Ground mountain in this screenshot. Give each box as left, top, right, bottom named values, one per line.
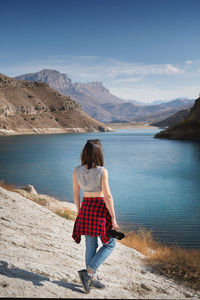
left=15, top=69, right=195, bottom=123
left=150, top=108, right=190, bottom=128
left=149, top=100, right=168, bottom=105
left=147, top=98, right=193, bottom=106
left=14, top=69, right=125, bottom=105
left=126, top=98, right=194, bottom=106
left=127, top=99, right=146, bottom=105
left=0, top=73, right=109, bottom=136
left=99, top=100, right=194, bottom=123
left=157, top=98, right=195, bottom=109
left=15, top=69, right=127, bottom=123
left=155, top=97, right=200, bottom=140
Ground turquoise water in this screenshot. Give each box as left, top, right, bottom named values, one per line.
left=0, top=129, right=200, bottom=248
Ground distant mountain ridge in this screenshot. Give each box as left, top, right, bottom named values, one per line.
left=150, top=108, right=190, bottom=128
left=0, top=73, right=109, bottom=136
left=15, top=69, right=195, bottom=123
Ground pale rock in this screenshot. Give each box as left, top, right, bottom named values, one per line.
left=0, top=186, right=199, bottom=299
left=21, top=184, right=38, bottom=195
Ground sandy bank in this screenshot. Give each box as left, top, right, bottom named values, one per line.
left=106, top=122, right=158, bottom=130
left=0, top=126, right=114, bottom=136
left=0, top=186, right=199, bottom=299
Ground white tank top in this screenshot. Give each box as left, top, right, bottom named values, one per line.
left=75, top=165, right=104, bottom=192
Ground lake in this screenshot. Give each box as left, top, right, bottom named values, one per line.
left=0, top=129, right=200, bottom=248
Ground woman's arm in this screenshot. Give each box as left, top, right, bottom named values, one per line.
left=101, top=168, right=119, bottom=230
left=73, top=168, right=81, bottom=213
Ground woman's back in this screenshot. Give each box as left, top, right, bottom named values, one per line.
left=75, top=164, right=104, bottom=193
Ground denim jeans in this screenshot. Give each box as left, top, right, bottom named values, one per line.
left=85, top=235, right=116, bottom=275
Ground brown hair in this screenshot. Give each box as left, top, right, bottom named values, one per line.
left=80, top=139, right=104, bottom=169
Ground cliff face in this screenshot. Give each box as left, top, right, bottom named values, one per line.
left=0, top=73, right=108, bottom=135
left=155, top=97, right=200, bottom=140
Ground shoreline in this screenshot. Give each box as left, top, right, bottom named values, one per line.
left=0, top=126, right=114, bottom=136
left=106, top=122, right=159, bottom=130
left=0, top=123, right=158, bottom=136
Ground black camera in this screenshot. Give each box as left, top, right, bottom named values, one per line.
left=108, top=229, right=125, bottom=240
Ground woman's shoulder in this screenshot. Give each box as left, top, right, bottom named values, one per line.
left=102, top=166, right=108, bottom=174
left=74, top=165, right=82, bottom=173
left=97, top=166, right=108, bottom=176
left=97, top=165, right=106, bottom=170
left=75, top=164, right=82, bottom=169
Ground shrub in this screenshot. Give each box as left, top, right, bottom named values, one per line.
left=0, top=179, right=16, bottom=192
left=120, top=227, right=159, bottom=255
left=145, top=245, right=200, bottom=290
left=119, top=226, right=200, bottom=290
left=29, top=196, right=48, bottom=206
left=55, top=208, right=75, bottom=220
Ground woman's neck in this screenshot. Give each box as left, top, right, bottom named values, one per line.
left=84, top=163, right=96, bottom=169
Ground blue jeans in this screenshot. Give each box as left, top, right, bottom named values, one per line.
left=85, top=235, right=116, bottom=275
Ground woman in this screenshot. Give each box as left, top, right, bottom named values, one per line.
left=72, top=139, right=119, bottom=293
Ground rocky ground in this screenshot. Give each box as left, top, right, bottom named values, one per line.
left=0, top=186, right=199, bottom=299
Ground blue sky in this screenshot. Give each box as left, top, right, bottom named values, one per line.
left=0, top=0, right=200, bottom=102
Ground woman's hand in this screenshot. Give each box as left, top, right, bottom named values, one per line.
left=111, top=218, right=119, bottom=230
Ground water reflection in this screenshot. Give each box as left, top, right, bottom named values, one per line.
left=192, top=142, right=200, bottom=162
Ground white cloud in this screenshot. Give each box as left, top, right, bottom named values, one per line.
left=111, top=77, right=142, bottom=84
left=93, top=60, right=184, bottom=77
left=165, top=64, right=183, bottom=74
left=185, top=60, right=192, bottom=65
left=109, top=84, right=199, bottom=102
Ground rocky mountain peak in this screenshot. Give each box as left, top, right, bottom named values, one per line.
left=15, top=69, right=72, bottom=89
left=15, top=70, right=108, bottom=92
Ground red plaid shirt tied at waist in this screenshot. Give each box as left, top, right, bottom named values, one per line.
left=72, top=197, right=112, bottom=244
